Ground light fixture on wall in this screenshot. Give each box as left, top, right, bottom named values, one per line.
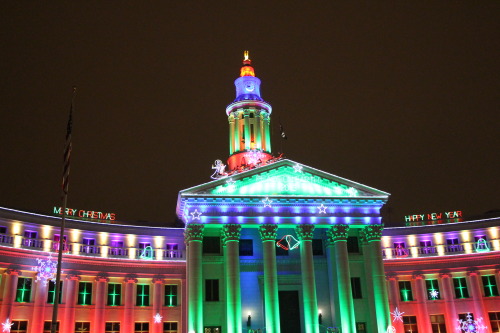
left=318, top=309, right=323, bottom=325
left=247, top=312, right=252, bottom=327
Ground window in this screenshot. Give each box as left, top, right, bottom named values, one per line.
left=205, top=279, right=219, bottom=301
left=78, top=282, right=93, bottom=305
left=482, top=275, right=499, bottom=297
left=474, top=236, right=489, bottom=251
left=419, top=240, right=436, bottom=254
left=53, top=234, right=69, bottom=252
left=81, top=238, right=99, bottom=254
left=453, top=277, right=469, bottom=298
left=394, top=242, right=407, bottom=257
left=163, top=322, right=178, bottom=333
left=75, top=322, right=91, bottom=333
left=431, top=315, right=446, bottom=333
left=403, top=316, right=418, bottom=333
left=47, top=280, right=63, bottom=304
left=109, top=240, right=126, bottom=256
left=312, top=239, right=323, bottom=255
left=165, top=243, right=180, bottom=258
left=355, top=322, right=367, bottom=333
left=446, top=238, right=462, bottom=252
left=399, top=281, right=413, bottom=301
left=0, top=226, right=6, bottom=233
left=165, top=285, right=178, bottom=307
left=351, top=277, right=362, bottom=299
left=136, top=284, right=150, bottom=306
left=139, top=242, right=154, bottom=259
left=204, top=327, right=221, bottom=333
left=239, top=239, right=253, bottom=256
left=426, top=279, right=441, bottom=300
left=43, top=321, right=59, bottom=333
left=105, top=322, right=120, bottom=333
left=23, top=230, right=40, bottom=247
left=10, top=321, right=28, bottom=333
left=16, top=277, right=32, bottom=302
left=489, top=312, right=500, bottom=333
left=107, top=283, right=122, bottom=306
left=203, top=237, right=221, bottom=254
left=347, top=236, right=360, bottom=253
left=459, top=313, right=474, bottom=322
left=134, top=322, right=149, bottom=333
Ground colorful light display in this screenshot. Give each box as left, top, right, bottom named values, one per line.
left=154, top=313, right=163, bottom=323
left=429, top=290, right=439, bottom=299
left=53, top=206, right=116, bottom=221
left=33, top=253, right=57, bottom=285
left=475, top=238, right=490, bottom=252
left=317, top=204, right=327, bottom=214
left=139, top=246, right=154, bottom=260
left=276, top=235, right=300, bottom=251
left=211, top=160, right=227, bottom=179
left=262, top=197, right=273, bottom=207
left=386, top=326, right=396, bottom=333
left=190, top=209, right=202, bottom=220
left=391, top=307, right=404, bottom=322
left=457, top=313, right=487, bottom=332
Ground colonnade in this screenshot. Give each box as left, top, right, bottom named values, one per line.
left=184, top=223, right=389, bottom=333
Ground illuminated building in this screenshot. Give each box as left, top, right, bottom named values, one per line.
left=0, top=53, right=499, bottom=333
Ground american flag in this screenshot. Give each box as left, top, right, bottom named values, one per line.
left=62, top=88, right=76, bottom=195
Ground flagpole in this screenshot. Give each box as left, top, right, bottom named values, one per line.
left=51, top=87, right=76, bottom=333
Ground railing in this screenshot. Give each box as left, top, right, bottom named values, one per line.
left=445, top=244, right=465, bottom=253
left=51, top=241, right=72, bottom=253
left=136, top=249, right=157, bottom=259
left=108, top=247, right=129, bottom=258
left=0, top=234, right=13, bottom=244
left=417, top=246, right=438, bottom=255
left=79, top=245, right=101, bottom=255
left=163, top=250, right=183, bottom=259
left=22, top=238, right=43, bottom=249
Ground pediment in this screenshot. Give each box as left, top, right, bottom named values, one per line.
left=179, top=159, right=389, bottom=199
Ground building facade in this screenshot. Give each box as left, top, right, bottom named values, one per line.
left=0, top=54, right=499, bottom=333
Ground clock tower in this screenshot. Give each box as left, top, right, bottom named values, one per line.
left=226, top=51, right=273, bottom=171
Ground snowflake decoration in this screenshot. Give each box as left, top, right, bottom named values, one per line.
left=457, top=313, right=487, bottom=332
left=391, top=307, right=404, bottom=323
left=386, top=326, right=396, bottom=333
left=262, top=197, right=273, bottom=207
left=190, top=209, right=202, bottom=220
left=429, top=290, right=439, bottom=299
left=317, top=204, right=327, bottom=214
left=293, top=163, right=303, bottom=173
left=154, top=313, right=163, bottom=323
left=247, top=151, right=263, bottom=165
left=2, top=319, right=14, bottom=332
left=33, top=253, right=57, bottom=286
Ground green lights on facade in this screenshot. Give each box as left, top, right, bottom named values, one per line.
left=16, top=278, right=32, bottom=303
left=453, top=277, right=469, bottom=299
left=482, top=276, right=499, bottom=297
left=136, top=284, right=150, bottom=306
left=165, top=285, right=178, bottom=307
left=426, top=279, right=440, bottom=300
left=78, top=282, right=92, bottom=305
left=398, top=281, right=413, bottom=302
left=107, top=283, right=122, bottom=306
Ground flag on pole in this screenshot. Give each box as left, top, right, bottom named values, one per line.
left=279, top=123, right=287, bottom=140
left=62, top=87, right=76, bottom=195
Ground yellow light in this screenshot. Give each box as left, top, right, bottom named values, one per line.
left=12, top=222, right=21, bottom=235
left=41, top=225, right=51, bottom=239
left=98, top=232, right=109, bottom=245
left=240, top=66, right=255, bottom=77
left=381, top=236, right=391, bottom=248
left=101, top=246, right=108, bottom=258
left=436, top=245, right=445, bottom=256
left=408, top=235, right=417, bottom=247
left=13, top=235, right=22, bottom=248
left=126, top=234, right=136, bottom=247
left=489, top=227, right=498, bottom=239
left=410, top=247, right=418, bottom=257
left=464, top=243, right=473, bottom=254
left=70, top=229, right=81, bottom=243
left=492, top=239, right=500, bottom=251
left=460, top=230, right=470, bottom=242
left=434, top=233, right=443, bottom=245
left=318, top=309, right=322, bottom=315
left=154, top=236, right=163, bottom=249
left=244, top=50, right=249, bottom=61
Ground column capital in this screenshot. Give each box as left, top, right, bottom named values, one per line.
left=66, top=274, right=81, bottom=281
left=5, top=268, right=20, bottom=276
left=295, top=224, right=315, bottom=241
left=184, top=224, right=204, bottom=243
left=439, top=272, right=453, bottom=279
left=361, top=224, right=384, bottom=242
left=466, top=268, right=479, bottom=277
left=259, top=224, right=278, bottom=241
left=221, top=224, right=242, bottom=245
left=152, top=276, right=165, bottom=284
left=326, top=224, right=349, bottom=245
left=95, top=273, right=109, bottom=282
left=385, top=273, right=398, bottom=281
left=124, top=274, right=138, bottom=283
left=412, top=273, right=425, bottom=280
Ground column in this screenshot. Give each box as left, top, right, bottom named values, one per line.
left=360, top=237, right=376, bottom=331
left=386, top=274, right=404, bottom=332
left=32, top=278, right=49, bottom=333
left=325, top=225, right=355, bottom=333
left=259, top=224, right=280, bottom=333
left=152, top=277, right=165, bottom=333
left=94, top=274, right=109, bottom=333
left=495, top=269, right=500, bottom=296
left=123, top=275, right=138, bottom=333
left=297, top=224, right=319, bottom=333
left=229, top=116, right=235, bottom=154
left=466, top=269, right=487, bottom=321
left=185, top=224, right=204, bottom=333
left=255, top=112, right=262, bottom=150
left=0, top=269, right=20, bottom=325
left=361, top=225, right=390, bottom=332
left=263, top=114, right=271, bottom=152
left=234, top=113, right=241, bottom=152
left=244, top=112, right=250, bottom=150
left=222, top=224, right=242, bottom=333
left=412, top=273, right=432, bottom=332
left=439, top=272, right=458, bottom=332
left=62, top=274, right=80, bottom=333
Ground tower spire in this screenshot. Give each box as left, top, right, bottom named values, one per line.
left=225, top=51, right=273, bottom=171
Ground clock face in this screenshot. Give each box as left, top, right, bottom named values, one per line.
left=245, top=81, right=255, bottom=92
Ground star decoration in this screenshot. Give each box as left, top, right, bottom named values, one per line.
left=2, top=319, right=14, bottom=332
left=317, top=204, right=327, bottom=214
left=154, top=313, right=163, bottom=324
left=190, top=209, right=202, bottom=220
left=33, top=254, right=57, bottom=286
left=293, top=163, right=303, bottom=173
left=391, top=307, right=404, bottom=323
left=429, top=290, right=439, bottom=299
left=262, top=197, right=273, bottom=207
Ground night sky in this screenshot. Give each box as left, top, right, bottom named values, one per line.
left=1, top=2, right=499, bottom=227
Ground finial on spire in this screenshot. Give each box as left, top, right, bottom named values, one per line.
left=240, top=50, right=255, bottom=77
left=244, top=50, right=250, bottom=61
